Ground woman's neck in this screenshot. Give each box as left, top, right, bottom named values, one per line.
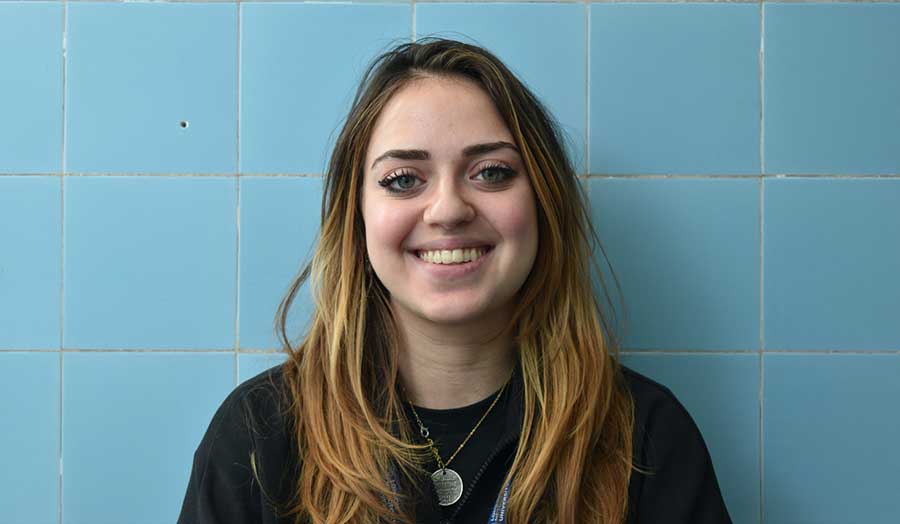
left=394, top=308, right=517, bottom=410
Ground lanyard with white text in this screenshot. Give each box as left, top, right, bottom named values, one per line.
left=487, top=480, right=512, bottom=523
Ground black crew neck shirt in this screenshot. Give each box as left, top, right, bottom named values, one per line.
left=177, top=363, right=733, bottom=524
left=401, top=372, right=515, bottom=522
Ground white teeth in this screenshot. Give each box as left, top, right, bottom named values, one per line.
left=417, top=247, right=489, bottom=265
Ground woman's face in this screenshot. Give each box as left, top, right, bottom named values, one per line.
left=360, top=75, right=538, bottom=327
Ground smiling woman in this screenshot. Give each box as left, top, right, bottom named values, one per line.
left=361, top=75, right=538, bottom=330
left=178, top=37, right=732, bottom=524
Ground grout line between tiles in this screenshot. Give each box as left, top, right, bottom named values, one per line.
left=584, top=0, right=590, bottom=178
left=4, top=348, right=899, bottom=353
left=235, top=176, right=241, bottom=386
left=759, top=354, right=765, bottom=523
left=21, top=0, right=792, bottom=4
left=235, top=0, right=242, bottom=388
left=759, top=1, right=765, bottom=177
left=585, top=173, right=900, bottom=178
left=50, top=172, right=322, bottom=177
left=411, top=0, right=416, bottom=40
left=6, top=0, right=900, bottom=5
left=758, top=4, right=765, bottom=521
left=58, top=349, right=63, bottom=524
left=4, top=172, right=898, bottom=178
left=59, top=3, right=67, bottom=523
left=51, top=348, right=242, bottom=353
left=758, top=166, right=765, bottom=524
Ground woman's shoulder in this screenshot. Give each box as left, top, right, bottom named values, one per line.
left=204, top=362, right=292, bottom=444
left=618, top=364, right=733, bottom=523
left=178, top=362, right=296, bottom=524
left=618, top=363, right=710, bottom=461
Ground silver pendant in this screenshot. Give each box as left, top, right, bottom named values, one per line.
left=430, top=468, right=463, bottom=506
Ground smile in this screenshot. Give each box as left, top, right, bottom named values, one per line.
left=416, top=246, right=492, bottom=265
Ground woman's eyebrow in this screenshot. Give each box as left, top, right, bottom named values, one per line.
left=370, top=141, right=519, bottom=170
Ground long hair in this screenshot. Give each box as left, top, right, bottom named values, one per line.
left=268, top=37, right=639, bottom=524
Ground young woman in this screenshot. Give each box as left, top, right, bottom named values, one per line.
left=178, top=38, right=732, bottom=524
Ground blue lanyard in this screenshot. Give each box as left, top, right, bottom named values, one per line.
left=488, top=480, right=512, bottom=523
left=383, top=468, right=512, bottom=524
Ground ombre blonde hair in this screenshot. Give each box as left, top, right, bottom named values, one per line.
left=267, top=37, right=641, bottom=524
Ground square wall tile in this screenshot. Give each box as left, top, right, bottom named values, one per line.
left=0, top=2, right=62, bottom=174
left=64, top=176, right=236, bottom=349
left=590, top=4, right=760, bottom=175
left=239, top=352, right=288, bottom=383
left=589, top=178, right=760, bottom=350
left=0, top=176, right=61, bottom=349
left=764, top=4, right=900, bottom=174
left=621, top=353, right=759, bottom=524
left=417, top=3, right=587, bottom=173
left=764, top=179, right=900, bottom=350
left=66, top=3, right=237, bottom=174
left=763, top=354, right=900, bottom=523
left=0, top=352, right=59, bottom=524
left=240, top=3, right=410, bottom=174
left=62, top=352, right=234, bottom=524
left=239, top=177, right=321, bottom=349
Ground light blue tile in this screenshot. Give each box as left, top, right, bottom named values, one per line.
left=417, top=3, right=586, bottom=173
left=64, top=176, right=236, bottom=349
left=764, top=354, right=900, bottom=523
left=0, top=2, right=62, bottom=174
left=621, top=353, right=759, bottom=524
left=0, top=176, right=61, bottom=349
left=238, top=352, right=288, bottom=383
left=764, top=179, right=900, bottom=350
left=590, top=4, right=760, bottom=175
left=62, top=352, right=233, bottom=524
left=0, top=352, right=59, bottom=524
left=764, top=4, right=900, bottom=174
left=240, top=3, right=410, bottom=174
left=66, top=3, right=237, bottom=174
left=589, top=178, right=759, bottom=350
left=239, top=177, right=321, bottom=349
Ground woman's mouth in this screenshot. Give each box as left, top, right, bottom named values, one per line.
left=408, top=245, right=495, bottom=278
left=415, top=246, right=492, bottom=265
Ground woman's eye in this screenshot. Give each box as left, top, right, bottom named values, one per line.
left=474, top=164, right=516, bottom=184
left=377, top=171, right=421, bottom=194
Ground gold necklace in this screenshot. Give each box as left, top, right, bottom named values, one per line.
left=404, top=368, right=514, bottom=507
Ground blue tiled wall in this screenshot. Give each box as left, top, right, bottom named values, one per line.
left=1, top=2, right=897, bottom=524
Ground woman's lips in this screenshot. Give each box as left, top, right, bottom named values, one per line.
left=408, top=246, right=494, bottom=279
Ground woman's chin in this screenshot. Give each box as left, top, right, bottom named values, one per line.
left=399, top=298, right=490, bottom=327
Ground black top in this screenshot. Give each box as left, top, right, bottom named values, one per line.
left=177, top=362, right=733, bottom=524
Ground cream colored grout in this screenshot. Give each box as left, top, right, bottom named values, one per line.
left=234, top=180, right=241, bottom=387
left=1, top=1, right=898, bottom=6
left=59, top=3, right=67, bottom=523
left=759, top=3, right=765, bottom=176
left=27, top=0, right=900, bottom=3
left=4, top=348, right=898, bottom=353
left=2, top=172, right=898, bottom=178
left=758, top=3, right=765, bottom=521
left=584, top=0, right=590, bottom=178
left=235, top=0, right=242, bottom=388
left=586, top=173, right=900, bottom=178
left=7, top=172, right=323, bottom=177
left=758, top=341, right=765, bottom=523
left=622, top=349, right=900, bottom=354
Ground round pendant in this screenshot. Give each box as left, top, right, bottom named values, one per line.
left=430, top=468, right=464, bottom=506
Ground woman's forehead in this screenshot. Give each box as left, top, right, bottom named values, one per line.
left=365, top=77, right=513, bottom=164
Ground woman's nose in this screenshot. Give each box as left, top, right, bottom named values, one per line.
left=422, top=176, right=475, bottom=229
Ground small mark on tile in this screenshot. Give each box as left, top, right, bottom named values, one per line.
left=180, top=120, right=189, bottom=129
